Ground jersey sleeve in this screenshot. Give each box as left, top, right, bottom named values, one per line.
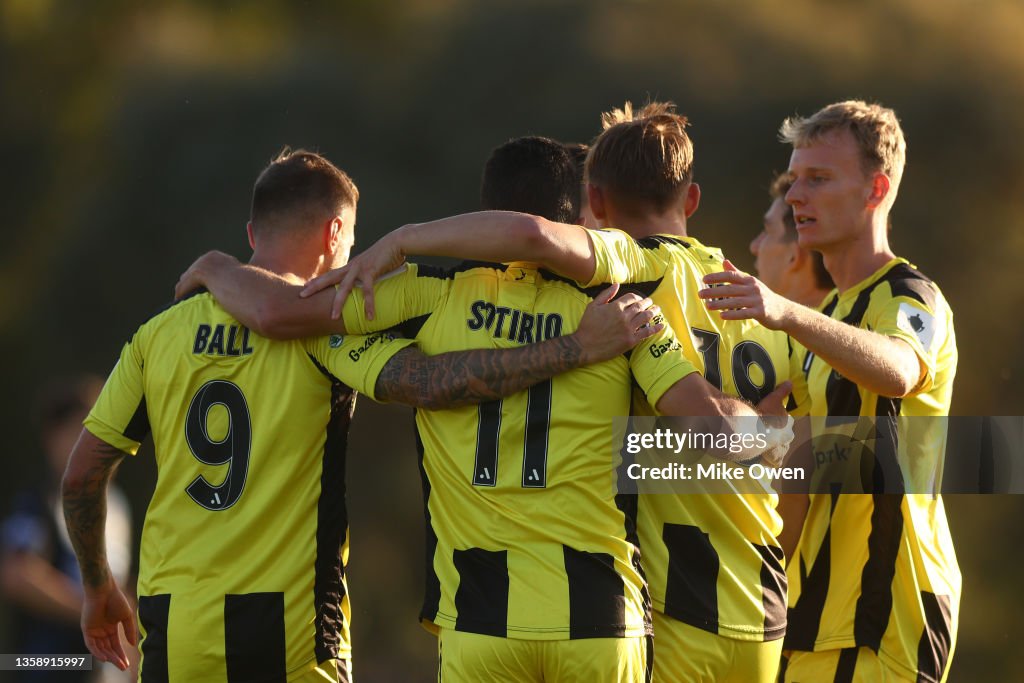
left=303, top=332, right=417, bottom=401
left=583, top=229, right=672, bottom=287
left=628, top=314, right=700, bottom=407
left=867, top=285, right=948, bottom=396
left=342, top=263, right=449, bottom=335
left=84, top=329, right=150, bottom=456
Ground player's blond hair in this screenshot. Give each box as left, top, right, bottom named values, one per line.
left=586, top=100, right=694, bottom=214
left=779, top=100, right=906, bottom=193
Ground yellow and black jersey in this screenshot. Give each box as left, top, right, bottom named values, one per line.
left=85, top=291, right=414, bottom=682
left=785, top=258, right=959, bottom=683
left=341, top=260, right=699, bottom=640
left=585, top=228, right=795, bottom=642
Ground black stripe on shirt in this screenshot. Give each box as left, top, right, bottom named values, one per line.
left=138, top=594, right=170, bottom=683
left=853, top=493, right=904, bottom=652
left=452, top=548, right=509, bottom=637
left=916, top=591, right=953, bottom=683
left=754, top=542, right=788, bottom=640
left=416, top=419, right=442, bottom=624
left=564, top=546, right=627, bottom=638
left=124, top=396, right=151, bottom=442
left=224, top=592, right=287, bottom=683
left=661, top=523, right=719, bottom=633
left=785, top=486, right=842, bottom=651
left=313, top=382, right=356, bottom=662
left=635, top=235, right=691, bottom=250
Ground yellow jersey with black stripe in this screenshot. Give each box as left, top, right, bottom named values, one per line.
left=784, top=258, right=959, bottom=683
left=84, top=291, right=414, bottom=682
left=340, top=261, right=699, bottom=640
left=585, top=228, right=795, bottom=642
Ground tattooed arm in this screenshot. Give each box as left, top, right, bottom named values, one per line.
left=62, top=429, right=137, bottom=670
left=375, top=284, right=664, bottom=409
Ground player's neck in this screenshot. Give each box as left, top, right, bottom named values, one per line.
left=249, top=250, right=321, bottom=284
left=602, top=207, right=688, bottom=239
left=820, top=235, right=897, bottom=292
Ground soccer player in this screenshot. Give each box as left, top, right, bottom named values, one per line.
left=700, top=101, right=959, bottom=683
left=750, top=172, right=834, bottom=310
left=178, top=136, right=791, bottom=683
left=309, top=103, right=798, bottom=683
left=61, top=149, right=664, bottom=682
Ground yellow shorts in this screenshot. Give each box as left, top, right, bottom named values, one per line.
left=652, top=612, right=783, bottom=683
left=289, top=658, right=352, bottom=683
left=780, top=648, right=917, bottom=683
left=437, top=628, right=651, bottom=683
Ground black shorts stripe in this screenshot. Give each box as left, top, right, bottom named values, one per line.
left=138, top=594, right=170, bottom=683
left=916, top=592, right=953, bottom=683
left=833, top=647, right=859, bottom=683
left=453, top=547, right=509, bottom=636
left=785, top=488, right=842, bottom=650
left=224, top=592, right=287, bottom=683
left=661, top=523, right=719, bottom=633
left=564, top=546, right=627, bottom=638
left=313, top=383, right=355, bottom=662
left=754, top=542, right=788, bottom=639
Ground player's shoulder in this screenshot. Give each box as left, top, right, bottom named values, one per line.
left=538, top=267, right=664, bottom=302
left=410, top=260, right=508, bottom=281
left=875, top=259, right=947, bottom=311
left=132, top=289, right=216, bottom=339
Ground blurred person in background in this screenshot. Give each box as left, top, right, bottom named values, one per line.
left=749, top=172, right=834, bottom=310
left=1, top=376, right=133, bottom=683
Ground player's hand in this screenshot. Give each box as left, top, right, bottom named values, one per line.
left=755, top=381, right=795, bottom=466
left=573, top=284, right=665, bottom=363
left=175, top=251, right=239, bottom=300
left=300, top=231, right=406, bottom=321
left=81, top=578, right=137, bottom=671
left=699, top=260, right=794, bottom=330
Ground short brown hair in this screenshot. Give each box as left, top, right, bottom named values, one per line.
left=250, top=148, right=358, bottom=236
left=768, top=172, right=834, bottom=290
left=779, top=100, right=906, bottom=192
left=586, top=101, right=694, bottom=214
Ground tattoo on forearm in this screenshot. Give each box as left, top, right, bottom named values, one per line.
left=62, top=441, right=125, bottom=589
left=376, top=336, right=587, bottom=409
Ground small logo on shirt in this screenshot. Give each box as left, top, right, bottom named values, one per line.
left=329, top=335, right=344, bottom=348
left=897, top=303, right=936, bottom=352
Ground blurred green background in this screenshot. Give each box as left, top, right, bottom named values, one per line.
left=1, top=1, right=1021, bottom=680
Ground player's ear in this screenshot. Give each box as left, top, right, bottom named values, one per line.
left=325, top=216, right=343, bottom=253
left=866, top=172, right=891, bottom=209
left=786, top=243, right=805, bottom=273
left=587, top=184, right=607, bottom=221
left=684, top=183, right=701, bottom=218
left=246, top=222, right=256, bottom=250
